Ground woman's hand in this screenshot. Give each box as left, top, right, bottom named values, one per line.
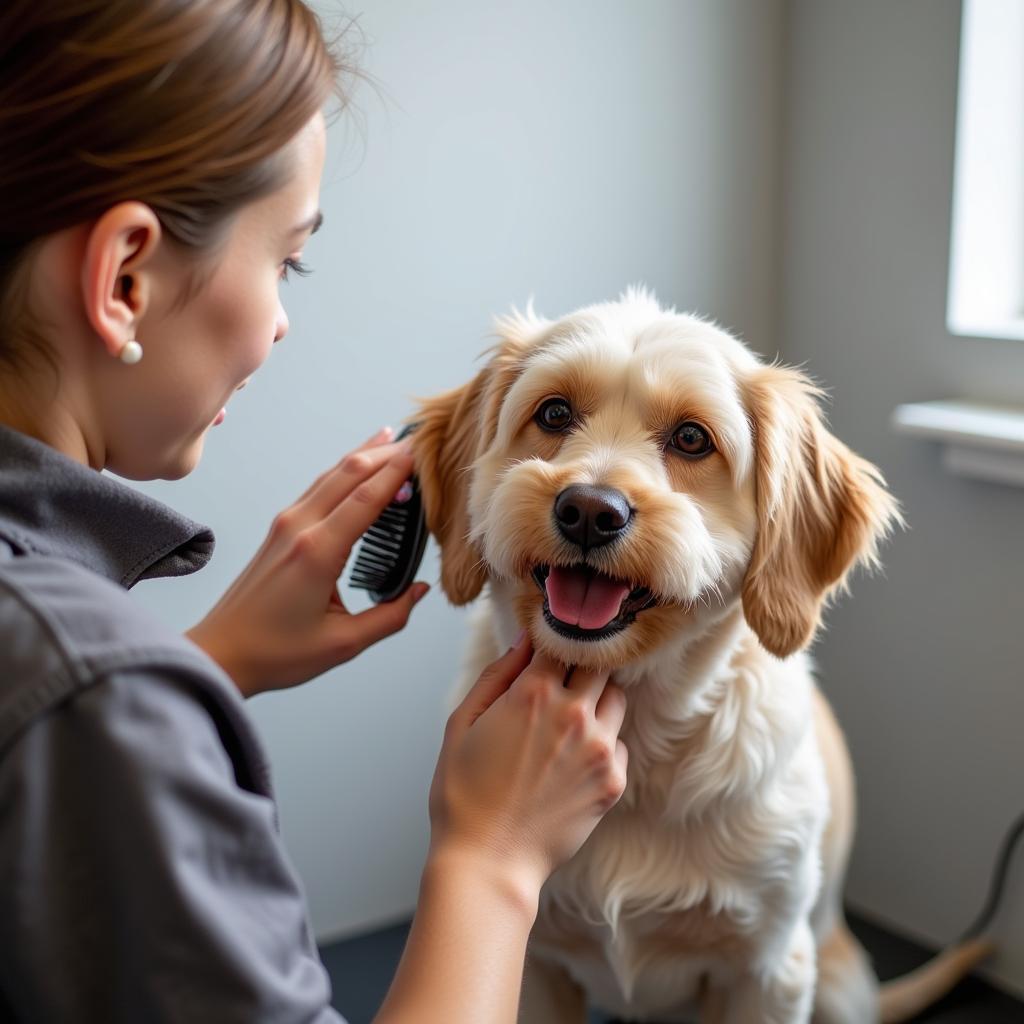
left=186, top=426, right=430, bottom=698
left=373, top=635, right=627, bottom=1023
left=426, top=633, right=629, bottom=910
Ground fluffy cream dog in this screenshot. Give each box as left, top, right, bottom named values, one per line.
left=409, top=289, right=990, bottom=1023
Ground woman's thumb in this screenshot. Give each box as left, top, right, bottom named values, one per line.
left=345, top=581, right=430, bottom=653
left=457, top=629, right=531, bottom=726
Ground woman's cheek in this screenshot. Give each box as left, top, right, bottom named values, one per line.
left=235, top=286, right=279, bottom=377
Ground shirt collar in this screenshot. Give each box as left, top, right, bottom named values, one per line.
left=0, top=422, right=215, bottom=588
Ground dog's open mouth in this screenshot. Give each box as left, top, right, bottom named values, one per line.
left=531, top=564, right=658, bottom=641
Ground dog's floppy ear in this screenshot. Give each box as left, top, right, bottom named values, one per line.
left=741, top=364, right=902, bottom=658
left=409, top=336, right=529, bottom=605
left=410, top=370, right=491, bottom=605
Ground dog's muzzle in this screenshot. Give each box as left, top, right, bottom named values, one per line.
left=531, top=563, right=657, bottom=641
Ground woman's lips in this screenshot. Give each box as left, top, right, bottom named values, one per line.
left=212, top=380, right=249, bottom=426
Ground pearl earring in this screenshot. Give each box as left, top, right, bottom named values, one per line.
left=119, top=339, right=143, bottom=365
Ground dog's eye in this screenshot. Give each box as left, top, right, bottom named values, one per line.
left=669, top=422, right=713, bottom=457
left=536, top=398, right=573, bottom=432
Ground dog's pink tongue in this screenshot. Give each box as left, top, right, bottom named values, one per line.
left=545, top=566, right=631, bottom=630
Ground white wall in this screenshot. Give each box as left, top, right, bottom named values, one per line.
left=119, top=0, right=1024, bottom=999
left=128, top=0, right=784, bottom=942
left=782, top=0, right=1024, bottom=996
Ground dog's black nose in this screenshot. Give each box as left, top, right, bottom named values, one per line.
left=554, top=484, right=633, bottom=550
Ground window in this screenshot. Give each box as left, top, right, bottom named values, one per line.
left=947, top=0, right=1024, bottom=341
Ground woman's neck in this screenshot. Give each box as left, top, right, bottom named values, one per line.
left=0, top=391, right=98, bottom=469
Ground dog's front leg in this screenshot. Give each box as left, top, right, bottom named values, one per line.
left=518, top=951, right=587, bottom=1024
left=711, top=920, right=816, bottom=1024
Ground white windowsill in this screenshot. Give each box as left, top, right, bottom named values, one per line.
left=891, top=400, right=1024, bottom=487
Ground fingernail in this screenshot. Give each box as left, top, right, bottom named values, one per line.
left=511, top=627, right=526, bottom=649
left=395, top=481, right=414, bottom=504
left=379, top=425, right=393, bottom=439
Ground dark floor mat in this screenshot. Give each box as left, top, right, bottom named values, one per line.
left=319, top=911, right=1022, bottom=1023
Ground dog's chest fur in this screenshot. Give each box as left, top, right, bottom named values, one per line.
left=464, top=591, right=831, bottom=1020
left=530, top=761, right=823, bottom=1019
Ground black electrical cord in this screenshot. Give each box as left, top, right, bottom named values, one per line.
left=957, top=809, right=1024, bottom=942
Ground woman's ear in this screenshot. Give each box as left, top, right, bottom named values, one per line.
left=80, top=201, right=162, bottom=357
left=740, top=364, right=903, bottom=658
left=409, top=336, right=529, bottom=605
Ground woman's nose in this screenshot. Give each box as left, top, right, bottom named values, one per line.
left=274, top=303, right=289, bottom=344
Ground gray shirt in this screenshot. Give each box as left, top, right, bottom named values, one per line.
left=0, top=423, right=346, bottom=1023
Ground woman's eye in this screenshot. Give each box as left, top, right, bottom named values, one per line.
left=535, top=397, right=573, bottom=432
left=280, top=257, right=312, bottom=282
left=669, top=422, right=713, bottom=457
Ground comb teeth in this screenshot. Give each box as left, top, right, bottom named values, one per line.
left=346, top=423, right=429, bottom=603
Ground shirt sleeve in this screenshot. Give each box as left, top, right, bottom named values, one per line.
left=0, top=664, right=348, bottom=1024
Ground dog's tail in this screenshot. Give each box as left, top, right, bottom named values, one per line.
left=878, top=809, right=1024, bottom=1021
left=878, top=936, right=995, bottom=1023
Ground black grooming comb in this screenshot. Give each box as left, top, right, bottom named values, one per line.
left=347, top=422, right=429, bottom=603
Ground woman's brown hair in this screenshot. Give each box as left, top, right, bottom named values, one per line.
left=0, top=0, right=355, bottom=373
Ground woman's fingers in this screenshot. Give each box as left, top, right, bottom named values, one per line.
left=594, top=682, right=627, bottom=735
left=518, top=649, right=572, bottom=690
left=615, top=737, right=629, bottom=775
left=562, top=662, right=614, bottom=711
left=454, top=632, right=533, bottom=728
left=361, top=424, right=395, bottom=447
left=321, top=450, right=416, bottom=572
left=334, top=580, right=431, bottom=658
left=290, top=426, right=394, bottom=507
left=294, top=438, right=412, bottom=524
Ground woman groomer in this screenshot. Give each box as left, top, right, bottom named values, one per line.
left=0, top=2, right=629, bottom=1020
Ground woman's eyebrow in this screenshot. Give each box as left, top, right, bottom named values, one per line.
left=291, top=210, right=323, bottom=237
